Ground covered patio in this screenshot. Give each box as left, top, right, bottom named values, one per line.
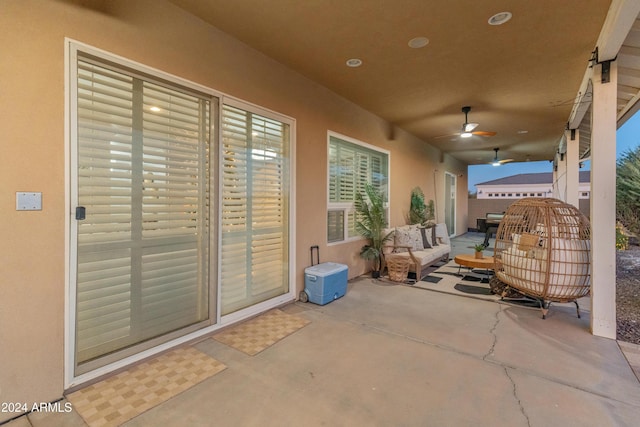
left=168, top=0, right=640, bottom=340
left=11, top=248, right=640, bottom=426
left=4, top=1, right=640, bottom=423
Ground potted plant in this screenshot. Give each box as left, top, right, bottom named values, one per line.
left=474, top=243, right=485, bottom=259
left=408, top=186, right=435, bottom=227
left=354, top=183, right=394, bottom=278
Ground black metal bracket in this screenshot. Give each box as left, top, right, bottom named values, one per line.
left=601, top=59, right=612, bottom=83
left=589, top=48, right=598, bottom=68
left=589, top=47, right=615, bottom=83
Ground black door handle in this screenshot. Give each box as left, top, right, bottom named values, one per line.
left=76, top=206, right=86, bottom=220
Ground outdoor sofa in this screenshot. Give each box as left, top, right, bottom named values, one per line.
left=383, top=223, right=451, bottom=281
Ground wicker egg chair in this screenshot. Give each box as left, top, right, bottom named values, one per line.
left=493, top=198, right=591, bottom=319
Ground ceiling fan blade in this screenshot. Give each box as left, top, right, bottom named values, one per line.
left=487, top=158, right=515, bottom=166
left=433, top=132, right=460, bottom=139
left=472, top=131, right=496, bottom=137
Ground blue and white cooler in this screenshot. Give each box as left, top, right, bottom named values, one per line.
left=302, top=262, right=348, bottom=305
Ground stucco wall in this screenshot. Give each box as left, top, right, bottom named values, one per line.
left=0, top=0, right=467, bottom=416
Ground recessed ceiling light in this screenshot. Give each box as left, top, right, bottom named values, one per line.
left=346, top=58, right=363, bottom=68
left=408, top=37, right=429, bottom=48
left=517, top=130, right=528, bottom=134
left=150, top=106, right=161, bottom=112
left=488, top=11, right=512, bottom=26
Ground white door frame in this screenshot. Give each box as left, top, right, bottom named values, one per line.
left=64, top=39, right=297, bottom=389
left=444, top=172, right=457, bottom=236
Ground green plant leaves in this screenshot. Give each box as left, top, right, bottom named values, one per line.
left=408, top=186, right=435, bottom=226
left=354, top=183, right=393, bottom=271
left=617, top=146, right=640, bottom=236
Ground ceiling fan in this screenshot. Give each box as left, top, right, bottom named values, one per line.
left=490, top=147, right=514, bottom=166
left=460, top=106, right=496, bottom=138
left=434, top=106, right=497, bottom=140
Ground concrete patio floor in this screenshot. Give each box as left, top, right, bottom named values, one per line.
left=10, top=267, right=640, bottom=427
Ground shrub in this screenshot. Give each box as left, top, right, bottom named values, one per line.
left=617, top=146, right=640, bottom=237
left=616, top=224, right=629, bottom=250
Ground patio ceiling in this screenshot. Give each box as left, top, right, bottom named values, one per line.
left=170, top=0, right=636, bottom=166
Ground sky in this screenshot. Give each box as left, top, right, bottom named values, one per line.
left=467, top=112, right=640, bottom=192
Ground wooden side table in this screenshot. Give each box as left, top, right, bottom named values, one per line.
left=454, top=254, right=495, bottom=282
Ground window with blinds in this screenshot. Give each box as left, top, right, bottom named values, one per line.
left=74, top=56, right=211, bottom=368
left=328, top=134, right=389, bottom=243
left=220, top=104, right=290, bottom=316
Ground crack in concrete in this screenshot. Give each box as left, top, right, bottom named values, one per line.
left=332, top=309, right=640, bottom=410
left=483, top=304, right=502, bottom=360
left=504, top=367, right=532, bottom=427
left=310, top=281, right=640, bottom=410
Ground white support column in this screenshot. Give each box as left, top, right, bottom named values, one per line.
left=554, top=151, right=567, bottom=201
left=590, top=60, right=617, bottom=339
left=552, top=157, right=559, bottom=197
left=566, top=129, right=580, bottom=208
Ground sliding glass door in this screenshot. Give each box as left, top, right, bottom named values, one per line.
left=69, top=44, right=294, bottom=379
left=72, top=55, right=212, bottom=372
left=220, top=103, right=290, bottom=316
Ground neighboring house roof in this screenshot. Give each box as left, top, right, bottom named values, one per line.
left=476, top=171, right=591, bottom=187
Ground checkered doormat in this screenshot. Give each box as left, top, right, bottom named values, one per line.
left=213, top=309, right=310, bottom=356
left=67, top=347, right=226, bottom=427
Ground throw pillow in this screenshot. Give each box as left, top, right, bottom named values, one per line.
left=393, top=226, right=412, bottom=253
left=394, top=225, right=423, bottom=252
left=407, top=226, right=423, bottom=251
left=517, top=233, right=540, bottom=252
left=419, top=227, right=432, bottom=249
left=431, top=225, right=439, bottom=246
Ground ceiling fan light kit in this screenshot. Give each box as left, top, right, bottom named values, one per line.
left=433, top=106, right=498, bottom=141
left=491, top=147, right=514, bottom=166
left=492, top=148, right=502, bottom=166
left=459, top=106, right=496, bottom=139
left=463, top=122, right=479, bottom=132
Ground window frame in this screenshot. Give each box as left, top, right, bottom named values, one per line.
left=326, top=131, right=390, bottom=245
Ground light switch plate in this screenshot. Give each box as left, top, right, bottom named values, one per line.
left=16, top=192, right=42, bottom=211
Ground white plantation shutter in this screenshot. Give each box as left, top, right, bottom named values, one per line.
left=74, top=57, right=210, bottom=366
left=328, top=143, right=338, bottom=202
left=327, top=135, right=389, bottom=242
left=221, top=104, right=290, bottom=315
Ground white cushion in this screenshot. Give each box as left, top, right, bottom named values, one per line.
left=435, top=223, right=450, bottom=245
left=500, top=247, right=545, bottom=293
left=499, top=238, right=591, bottom=299
left=393, top=244, right=450, bottom=270
left=547, top=238, right=591, bottom=296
